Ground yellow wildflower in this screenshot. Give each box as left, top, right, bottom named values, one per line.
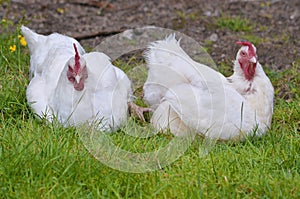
left=56, top=8, right=65, bottom=14
left=18, top=35, right=27, bottom=46
left=9, top=45, right=16, bottom=52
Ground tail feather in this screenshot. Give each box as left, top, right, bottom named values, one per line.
left=143, top=34, right=203, bottom=107
left=144, top=34, right=190, bottom=67
left=21, top=25, right=46, bottom=53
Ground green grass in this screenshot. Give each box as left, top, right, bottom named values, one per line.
left=215, top=15, right=254, bottom=32
left=0, top=23, right=300, bottom=199
left=173, top=10, right=200, bottom=30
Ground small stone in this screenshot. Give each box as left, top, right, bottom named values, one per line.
left=209, top=33, right=218, bottom=42
left=290, top=9, right=299, bottom=20
left=204, top=11, right=212, bottom=17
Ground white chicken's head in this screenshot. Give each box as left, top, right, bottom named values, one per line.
left=67, top=44, right=88, bottom=91
left=236, top=41, right=257, bottom=81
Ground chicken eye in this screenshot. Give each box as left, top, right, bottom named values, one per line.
left=241, top=51, right=247, bottom=56
left=67, top=69, right=76, bottom=83
left=68, top=76, right=75, bottom=83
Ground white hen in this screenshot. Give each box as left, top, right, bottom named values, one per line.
left=22, top=26, right=131, bottom=131
left=143, top=35, right=274, bottom=140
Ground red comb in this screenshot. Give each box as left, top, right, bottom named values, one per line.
left=236, top=41, right=252, bottom=47
left=236, top=41, right=256, bottom=57
left=73, top=43, right=80, bottom=73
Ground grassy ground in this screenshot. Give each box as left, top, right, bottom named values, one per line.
left=0, top=22, right=300, bottom=198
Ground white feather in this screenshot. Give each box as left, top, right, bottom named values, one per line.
left=22, top=26, right=131, bottom=131
left=53, top=52, right=131, bottom=131
left=21, top=25, right=85, bottom=79
left=144, top=35, right=274, bottom=140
